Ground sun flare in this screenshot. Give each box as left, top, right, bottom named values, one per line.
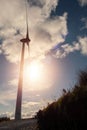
left=24, top=61, right=43, bottom=82
left=23, top=60, right=54, bottom=90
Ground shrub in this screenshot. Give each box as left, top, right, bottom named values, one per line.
left=0, top=117, right=10, bottom=123
left=37, top=70, right=87, bottom=130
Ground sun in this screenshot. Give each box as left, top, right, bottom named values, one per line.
left=24, top=61, right=43, bottom=82
left=23, top=60, right=54, bottom=90
left=29, top=61, right=42, bottom=81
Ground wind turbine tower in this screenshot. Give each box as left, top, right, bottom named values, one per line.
left=15, top=1, right=30, bottom=120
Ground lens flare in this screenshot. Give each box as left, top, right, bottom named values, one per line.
left=24, top=61, right=43, bottom=82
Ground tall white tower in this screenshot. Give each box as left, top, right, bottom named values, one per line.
left=15, top=0, right=30, bottom=120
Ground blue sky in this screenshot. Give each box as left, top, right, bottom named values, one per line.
left=0, top=0, right=87, bottom=119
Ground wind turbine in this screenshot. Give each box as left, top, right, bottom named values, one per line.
left=15, top=0, right=30, bottom=120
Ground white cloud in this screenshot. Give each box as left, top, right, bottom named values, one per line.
left=48, top=42, right=80, bottom=59
left=78, top=37, right=87, bottom=55
left=0, top=0, right=68, bottom=119
left=0, top=81, right=51, bottom=118
left=60, top=42, right=80, bottom=57
left=30, top=12, right=68, bottom=60
left=46, top=35, right=86, bottom=58
left=51, top=36, right=87, bottom=58
left=0, top=45, right=2, bottom=54
left=0, top=83, right=16, bottom=106
left=28, top=0, right=58, bottom=20
left=41, top=13, right=68, bottom=43
left=2, top=35, right=21, bottom=63
left=0, top=0, right=68, bottom=63
left=78, top=0, right=87, bottom=6
left=0, top=90, right=16, bottom=104
left=8, top=79, right=18, bottom=86
left=1, top=0, right=87, bottom=119
left=22, top=99, right=53, bottom=118
left=0, top=112, right=14, bottom=119
left=22, top=101, right=40, bottom=108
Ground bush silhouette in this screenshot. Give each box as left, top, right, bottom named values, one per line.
left=37, top=70, right=87, bottom=130
left=0, top=117, right=10, bottom=123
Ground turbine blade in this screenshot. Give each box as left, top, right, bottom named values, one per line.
left=25, top=0, right=30, bottom=45
left=26, top=4, right=30, bottom=57
left=26, top=0, right=29, bottom=38
left=26, top=22, right=29, bottom=39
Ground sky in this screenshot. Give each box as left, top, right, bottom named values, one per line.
left=0, top=0, right=87, bottom=119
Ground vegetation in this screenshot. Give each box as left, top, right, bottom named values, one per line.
left=0, top=117, right=10, bottom=123
left=37, top=70, right=87, bottom=130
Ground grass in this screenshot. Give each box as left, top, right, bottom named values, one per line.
left=0, top=117, right=10, bottom=123
left=37, top=70, right=87, bottom=130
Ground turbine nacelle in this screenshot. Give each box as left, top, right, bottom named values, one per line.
left=20, top=37, right=30, bottom=44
